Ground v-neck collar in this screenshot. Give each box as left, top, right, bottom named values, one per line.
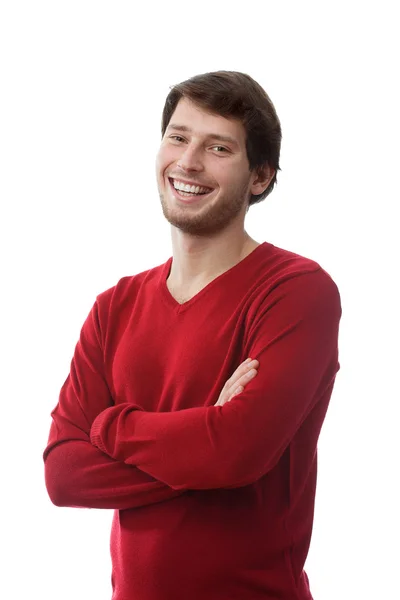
left=159, top=242, right=267, bottom=313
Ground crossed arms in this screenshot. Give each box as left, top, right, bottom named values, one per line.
left=43, top=269, right=341, bottom=510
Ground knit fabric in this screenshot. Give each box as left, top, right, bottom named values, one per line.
left=44, top=242, right=341, bottom=599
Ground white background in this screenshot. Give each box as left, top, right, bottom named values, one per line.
left=1, top=1, right=399, bottom=598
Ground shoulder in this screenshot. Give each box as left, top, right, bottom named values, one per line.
left=256, top=241, right=321, bottom=276
left=256, top=241, right=339, bottom=290
left=249, top=242, right=341, bottom=317
left=93, top=258, right=170, bottom=324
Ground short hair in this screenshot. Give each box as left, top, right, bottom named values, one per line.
left=161, top=71, right=282, bottom=206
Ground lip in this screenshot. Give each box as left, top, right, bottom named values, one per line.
left=167, top=178, right=214, bottom=204
left=168, top=176, right=214, bottom=190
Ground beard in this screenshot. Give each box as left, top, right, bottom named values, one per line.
left=159, top=179, right=250, bottom=236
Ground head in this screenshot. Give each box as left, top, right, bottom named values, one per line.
left=156, top=70, right=281, bottom=236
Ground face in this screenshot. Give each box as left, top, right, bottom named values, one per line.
left=156, top=98, right=263, bottom=236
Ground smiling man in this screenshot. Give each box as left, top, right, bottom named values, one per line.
left=44, top=71, right=342, bottom=599
left=158, top=99, right=264, bottom=237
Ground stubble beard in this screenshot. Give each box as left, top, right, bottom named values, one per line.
left=159, top=179, right=250, bottom=237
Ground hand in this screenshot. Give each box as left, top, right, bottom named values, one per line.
left=215, top=358, right=259, bottom=407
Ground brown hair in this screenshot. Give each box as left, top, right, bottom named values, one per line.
left=161, top=71, right=282, bottom=206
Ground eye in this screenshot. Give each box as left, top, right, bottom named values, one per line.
left=169, top=135, right=185, bottom=143
left=212, top=145, right=229, bottom=153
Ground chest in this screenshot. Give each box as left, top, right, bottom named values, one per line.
left=105, top=290, right=252, bottom=412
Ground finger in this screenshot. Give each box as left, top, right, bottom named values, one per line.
left=228, top=360, right=259, bottom=390
left=242, top=359, right=259, bottom=372
left=216, top=360, right=259, bottom=406
left=230, top=385, right=243, bottom=399
left=233, top=359, right=259, bottom=381
left=227, top=369, right=258, bottom=402
left=220, top=384, right=244, bottom=406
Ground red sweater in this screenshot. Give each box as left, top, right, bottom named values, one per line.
left=44, top=242, right=341, bottom=600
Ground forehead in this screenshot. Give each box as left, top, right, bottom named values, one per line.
left=167, top=98, right=246, bottom=145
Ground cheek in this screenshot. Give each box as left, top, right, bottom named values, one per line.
left=215, top=163, right=242, bottom=189
left=156, top=146, right=178, bottom=178
left=155, top=149, right=165, bottom=174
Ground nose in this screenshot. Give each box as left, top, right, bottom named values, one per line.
left=177, top=144, right=204, bottom=172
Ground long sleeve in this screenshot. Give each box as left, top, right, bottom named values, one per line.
left=90, top=269, right=341, bottom=491
left=43, top=299, right=184, bottom=510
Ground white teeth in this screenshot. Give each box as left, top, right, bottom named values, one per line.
left=172, top=179, right=211, bottom=195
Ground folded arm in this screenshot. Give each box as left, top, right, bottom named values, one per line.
left=90, top=269, right=341, bottom=491
left=43, top=300, right=184, bottom=510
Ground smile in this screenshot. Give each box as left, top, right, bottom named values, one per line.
left=169, top=178, right=214, bottom=197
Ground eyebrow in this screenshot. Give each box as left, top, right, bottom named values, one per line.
left=167, top=124, right=240, bottom=148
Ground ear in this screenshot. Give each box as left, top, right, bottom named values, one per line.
left=250, top=164, right=275, bottom=196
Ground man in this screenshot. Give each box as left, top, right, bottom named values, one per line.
left=44, top=71, right=341, bottom=599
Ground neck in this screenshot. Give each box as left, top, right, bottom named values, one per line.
left=167, top=223, right=260, bottom=291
